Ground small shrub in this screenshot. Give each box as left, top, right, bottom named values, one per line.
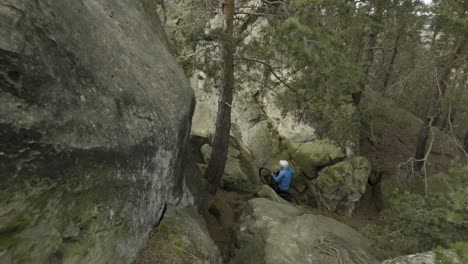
left=363, top=164, right=468, bottom=260
left=435, top=242, right=468, bottom=264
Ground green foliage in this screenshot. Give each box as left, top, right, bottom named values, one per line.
left=453, top=242, right=468, bottom=263
left=363, top=164, right=468, bottom=260
left=435, top=246, right=455, bottom=264
left=432, top=0, right=468, bottom=34
left=239, top=0, right=365, bottom=143
left=435, top=242, right=468, bottom=264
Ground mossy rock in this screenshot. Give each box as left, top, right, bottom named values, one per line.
left=255, top=185, right=289, bottom=204
left=200, top=141, right=242, bottom=164
left=244, top=121, right=282, bottom=167
left=222, top=157, right=256, bottom=193
left=311, top=156, right=371, bottom=216
left=200, top=140, right=258, bottom=193
left=231, top=198, right=376, bottom=264
left=290, top=139, right=345, bottom=177
left=137, top=206, right=223, bottom=264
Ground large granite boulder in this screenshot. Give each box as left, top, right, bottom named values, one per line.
left=290, top=139, right=346, bottom=177
left=136, top=206, right=223, bottom=264
left=230, top=198, right=377, bottom=264
left=0, top=0, right=194, bottom=263
left=311, top=156, right=371, bottom=216
left=200, top=142, right=258, bottom=193
left=242, top=120, right=282, bottom=167
left=382, top=251, right=461, bottom=264
left=255, top=185, right=288, bottom=204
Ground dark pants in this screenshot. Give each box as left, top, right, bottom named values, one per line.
left=271, top=182, right=291, bottom=201
left=269, top=175, right=292, bottom=201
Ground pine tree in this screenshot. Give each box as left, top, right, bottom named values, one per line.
left=204, top=0, right=235, bottom=194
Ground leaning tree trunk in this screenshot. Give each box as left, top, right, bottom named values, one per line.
left=463, top=129, right=468, bottom=153
left=383, top=28, right=402, bottom=90
left=413, top=33, right=467, bottom=172
left=204, top=0, right=235, bottom=194
left=352, top=5, right=383, bottom=105
left=413, top=117, right=433, bottom=172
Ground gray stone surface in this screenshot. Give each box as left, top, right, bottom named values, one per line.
left=137, top=206, right=223, bottom=264
left=200, top=141, right=258, bottom=193
left=382, top=251, right=461, bottom=264
left=243, top=120, right=281, bottom=167
left=311, top=156, right=371, bottom=216
left=290, top=139, right=346, bottom=177
left=0, top=0, right=194, bottom=263
left=230, top=198, right=377, bottom=264
left=255, top=185, right=288, bottom=204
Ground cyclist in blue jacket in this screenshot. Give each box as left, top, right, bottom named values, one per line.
left=271, top=160, right=295, bottom=198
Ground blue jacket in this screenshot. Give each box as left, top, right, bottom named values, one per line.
left=273, top=167, right=295, bottom=191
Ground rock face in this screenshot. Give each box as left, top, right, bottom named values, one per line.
left=230, top=198, right=377, bottom=264
left=290, top=140, right=346, bottom=177
left=200, top=140, right=259, bottom=193
left=382, top=251, right=461, bottom=264
left=0, top=0, right=194, bottom=263
left=311, top=156, right=371, bottom=216
left=136, top=206, right=223, bottom=264
left=255, top=185, right=288, bottom=204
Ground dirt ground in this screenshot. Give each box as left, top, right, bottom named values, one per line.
left=200, top=191, right=252, bottom=261
left=307, top=186, right=381, bottom=230
left=135, top=225, right=203, bottom=264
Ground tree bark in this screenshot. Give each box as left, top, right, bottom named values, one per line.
left=413, top=33, right=467, bottom=172
left=463, top=129, right=468, bottom=152
left=383, top=28, right=402, bottom=90
left=352, top=4, right=384, bottom=105
left=204, top=0, right=235, bottom=194
left=431, top=33, right=467, bottom=126
left=413, top=117, right=432, bottom=172
left=440, top=106, right=456, bottom=131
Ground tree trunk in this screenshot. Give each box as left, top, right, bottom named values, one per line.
left=413, top=117, right=432, bottom=172
left=204, top=0, right=235, bottom=194
left=432, top=33, right=467, bottom=127
left=383, top=28, right=402, bottom=90
left=352, top=5, right=383, bottom=105
left=413, top=33, right=467, bottom=172
left=440, top=106, right=456, bottom=131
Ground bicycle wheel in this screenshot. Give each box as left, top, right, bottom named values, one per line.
left=258, top=167, right=272, bottom=184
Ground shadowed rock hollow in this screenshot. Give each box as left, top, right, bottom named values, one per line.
left=0, top=0, right=194, bottom=263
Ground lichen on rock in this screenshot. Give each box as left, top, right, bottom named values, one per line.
left=290, top=139, right=346, bottom=177
left=310, top=156, right=371, bottom=216
left=0, top=0, right=195, bottom=262
left=136, top=206, right=223, bottom=264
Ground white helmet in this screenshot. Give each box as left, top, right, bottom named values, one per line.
left=279, top=160, right=289, bottom=168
